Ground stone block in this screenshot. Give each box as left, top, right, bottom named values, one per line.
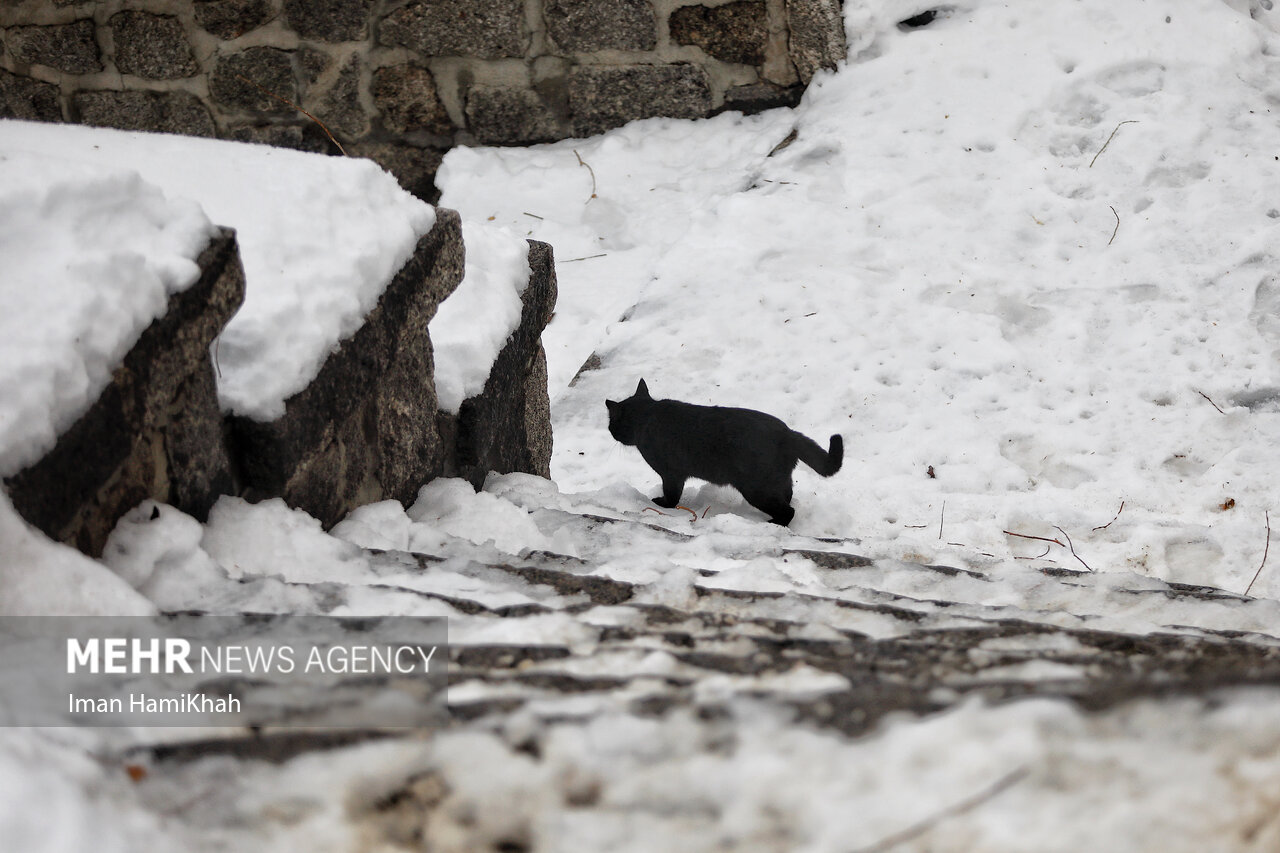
left=465, top=86, right=562, bottom=145
left=378, top=0, right=525, bottom=59
left=194, top=0, right=276, bottom=40
left=372, top=63, right=453, bottom=136
left=110, top=11, right=198, bottom=80
left=544, top=0, right=656, bottom=52
left=226, top=123, right=308, bottom=149
left=4, top=20, right=101, bottom=74
left=722, top=82, right=803, bottom=114
left=349, top=141, right=445, bottom=203
left=228, top=209, right=465, bottom=527
left=785, top=0, right=846, bottom=83
left=210, top=47, right=297, bottom=114
left=74, top=90, right=217, bottom=137
left=444, top=240, right=556, bottom=488
left=313, top=53, right=368, bottom=140
left=670, top=1, right=768, bottom=66
left=283, top=0, right=372, bottom=43
left=0, top=68, right=62, bottom=122
left=568, top=64, right=710, bottom=137
left=4, top=230, right=245, bottom=558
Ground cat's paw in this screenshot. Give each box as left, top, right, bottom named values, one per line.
left=652, top=495, right=679, bottom=508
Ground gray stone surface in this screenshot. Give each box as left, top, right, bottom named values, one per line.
left=4, top=230, right=245, bottom=557
left=193, top=0, right=276, bottom=40
left=544, top=0, right=657, bottom=52
left=378, top=0, right=525, bottom=59
left=314, top=53, right=368, bottom=140
left=465, top=85, right=562, bottom=144
left=349, top=141, right=446, bottom=203
left=569, top=64, right=711, bottom=137
left=283, top=0, right=372, bottom=43
left=4, top=20, right=101, bottom=74
left=109, top=11, right=197, bottom=80
left=722, top=82, right=803, bottom=114
left=0, top=67, right=61, bottom=121
left=371, top=63, right=453, bottom=136
left=785, top=0, right=846, bottom=83
left=210, top=47, right=297, bottom=114
left=669, top=1, right=768, bottom=66
left=74, top=90, right=217, bottom=137
left=225, top=123, right=309, bottom=150
left=445, top=240, right=556, bottom=488
left=228, top=209, right=465, bottom=527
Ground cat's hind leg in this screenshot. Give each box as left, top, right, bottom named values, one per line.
left=743, top=481, right=795, bottom=526
left=652, top=474, right=686, bottom=509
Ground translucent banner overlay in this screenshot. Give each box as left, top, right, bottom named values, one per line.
left=0, top=613, right=448, bottom=727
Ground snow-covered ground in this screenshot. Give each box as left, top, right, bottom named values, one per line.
left=4, top=0, right=1280, bottom=849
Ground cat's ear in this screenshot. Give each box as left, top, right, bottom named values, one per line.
left=605, top=399, right=618, bottom=412
left=636, top=378, right=650, bottom=399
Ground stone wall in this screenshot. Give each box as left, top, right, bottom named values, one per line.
left=6, top=208, right=561, bottom=553
left=0, top=0, right=845, bottom=200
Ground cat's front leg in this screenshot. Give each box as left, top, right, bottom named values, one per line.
left=653, top=475, right=686, bottom=508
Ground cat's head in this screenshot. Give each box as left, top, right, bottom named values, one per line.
left=605, top=379, right=652, bottom=445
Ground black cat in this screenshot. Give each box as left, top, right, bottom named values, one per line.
left=605, top=379, right=842, bottom=525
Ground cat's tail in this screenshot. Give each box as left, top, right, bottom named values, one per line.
left=793, top=432, right=843, bottom=477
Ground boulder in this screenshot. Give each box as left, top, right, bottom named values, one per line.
left=4, top=230, right=245, bottom=557
left=227, top=210, right=465, bottom=527
left=441, top=240, right=557, bottom=488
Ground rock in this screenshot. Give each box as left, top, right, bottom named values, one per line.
left=443, top=240, right=556, bottom=489
left=348, top=141, right=446, bottom=203
left=73, top=90, right=217, bottom=137
left=227, top=210, right=465, bottom=528
left=669, top=2, right=769, bottom=66
left=4, top=20, right=101, bottom=75
left=544, top=0, right=657, bottom=52
left=0, top=68, right=61, bottom=121
left=283, top=0, right=371, bottom=43
left=721, top=82, right=804, bottom=114
left=377, top=0, right=526, bottom=59
left=210, top=47, right=297, bottom=114
left=784, top=0, right=846, bottom=84
left=4, top=230, right=245, bottom=558
left=109, top=11, right=198, bottom=80
left=465, top=86, right=562, bottom=145
left=371, top=63, right=453, bottom=137
left=312, top=53, right=367, bottom=140
left=193, top=0, right=277, bottom=40
left=568, top=64, right=711, bottom=137
left=224, top=123, right=308, bottom=150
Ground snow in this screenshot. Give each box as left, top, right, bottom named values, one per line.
left=0, top=154, right=214, bottom=476
left=430, top=219, right=532, bottom=414
left=0, top=121, right=436, bottom=422
left=5, top=0, right=1280, bottom=848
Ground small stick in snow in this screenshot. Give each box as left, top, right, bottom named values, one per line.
left=853, top=767, right=1031, bottom=853
left=702, top=506, right=710, bottom=519
left=1003, top=530, right=1063, bottom=547
left=1245, top=509, right=1271, bottom=596
left=573, top=149, right=598, bottom=200
left=675, top=505, right=698, bottom=521
left=561, top=253, right=608, bottom=263
left=1013, top=544, right=1052, bottom=560
left=522, top=212, right=544, bottom=220
left=1089, top=120, right=1138, bottom=168
left=1053, top=525, right=1092, bottom=571
left=234, top=74, right=347, bottom=156
left=1108, top=205, right=1120, bottom=246
left=938, top=501, right=946, bottom=540
left=1195, top=389, right=1226, bottom=414
left=1092, top=500, right=1125, bottom=531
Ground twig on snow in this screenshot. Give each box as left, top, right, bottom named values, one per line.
left=1013, top=544, right=1052, bottom=560
left=1245, top=509, right=1271, bottom=596
left=574, top=149, right=598, bottom=200
left=1053, top=525, right=1092, bottom=571
left=852, top=767, right=1031, bottom=853
left=1089, top=120, right=1138, bottom=168
left=938, top=501, right=945, bottom=540
left=560, top=253, right=608, bottom=263
left=234, top=73, right=347, bottom=155
left=642, top=505, right=699, bottom=522
left=1108, top=205, right=1120, bottom=246
left=1195, top=389, right=1226, bottom=414
left=1003, top=529, right=1063, bottom=547
left=1092, top=501, right=1125, bottom=531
